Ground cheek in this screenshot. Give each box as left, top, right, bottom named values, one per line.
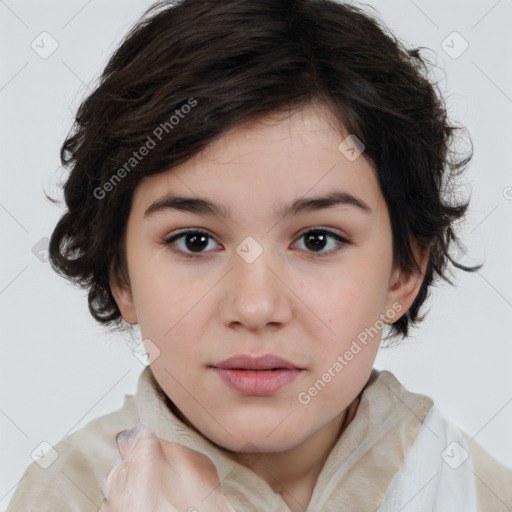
left=129, top=249, right=211, bottom=333
left=301, top=269, right=385, bottom=335
left=297, top=268, right=388, bottom=392
left=131, top=281, right=217, bottom=376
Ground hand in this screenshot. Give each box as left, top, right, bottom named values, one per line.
left=100, top=422, right=236, bottom=512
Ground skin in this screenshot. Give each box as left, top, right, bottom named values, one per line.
left=101, top=423, right=236, bottom=512
left=110, top=102, right=429, bottom=511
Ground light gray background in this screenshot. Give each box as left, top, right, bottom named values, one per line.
left=1, top=0, right=511, bottom=508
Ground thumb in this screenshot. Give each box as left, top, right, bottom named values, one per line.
left=116, top=423, right=155, bottom=458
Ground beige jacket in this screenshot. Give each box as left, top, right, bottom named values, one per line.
left=6, top=366, right=512, bottom=511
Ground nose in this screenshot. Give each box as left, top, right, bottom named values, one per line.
left=219, top=244, right=293, bottom=333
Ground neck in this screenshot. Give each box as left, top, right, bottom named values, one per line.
left=157, top=377, right=361, bottom=510
left=230, top=395, right=361, bottom=511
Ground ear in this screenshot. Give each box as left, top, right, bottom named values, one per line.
left=110, top=273, right=139, bottom=325
left=384, top=239, right=430, bottom=324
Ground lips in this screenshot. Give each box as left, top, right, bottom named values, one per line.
left=211, top=354, right=304, bottom=371
left=210, top=354, right=305, bottom=396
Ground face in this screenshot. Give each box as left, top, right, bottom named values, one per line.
left=111, top=102, right=427, bottom=454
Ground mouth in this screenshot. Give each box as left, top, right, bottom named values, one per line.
left=210, top=353, right=304, bottom=371
left=209, top=354, right=305, bottom=396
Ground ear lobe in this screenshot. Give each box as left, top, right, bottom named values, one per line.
left=385, top=241, right=430, bottom=324
left=110, top=274, right=139, bottom=325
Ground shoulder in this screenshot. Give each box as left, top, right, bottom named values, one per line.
left=418, top=400, right=512, bottom=511
left=412, top=403, right=512, bottom=512
left=6, top=394, right=139, bottom=512
left=462, top=431, right=512, bottom=512
left=369, top=372, right=512, bottom=512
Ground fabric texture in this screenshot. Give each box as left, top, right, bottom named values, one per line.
left=6, top=366, right=512, bottom=511
left=377, top=405, right=479, bottom=512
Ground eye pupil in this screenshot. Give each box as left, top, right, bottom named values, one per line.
left=304, top=231, right=327, bottom=251
left=186, top=233, right=209, bottom=252
left=168, top=228, right=345, bottom=259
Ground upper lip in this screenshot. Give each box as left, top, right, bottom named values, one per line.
left=210, top=354, right=304, bottom=370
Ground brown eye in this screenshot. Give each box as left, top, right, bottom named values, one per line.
left=164, top=230, right=219, bottom=258
left=163, top=227, right=350, bottom=260
left=182, top=232, right=210, bottom=252
left=294, top=229, right=350, bottom=257
left=304, top=231, right=329, bottom=251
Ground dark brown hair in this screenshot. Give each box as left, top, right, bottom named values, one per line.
left=47, top=0, right=482, bottom=344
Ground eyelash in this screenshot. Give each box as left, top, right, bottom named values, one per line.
left=162, top=228, right=351, bottom=259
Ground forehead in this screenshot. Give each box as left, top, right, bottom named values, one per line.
left=131, top=103, right=386, bottom=223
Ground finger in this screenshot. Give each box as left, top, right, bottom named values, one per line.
left=114, top=426, right=164, bottom=510
left=157, top=441, right=234, bottom=512
left=99, top=497, right=109, bottom=512
left=116, top=422, right=155, bottom=459
left=106, top=460, right=128, bottom=495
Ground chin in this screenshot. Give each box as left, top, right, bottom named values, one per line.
left=202, top=424, right=305, bottom=454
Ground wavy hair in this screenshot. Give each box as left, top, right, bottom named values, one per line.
left=47, top=0, right=483, bottom=344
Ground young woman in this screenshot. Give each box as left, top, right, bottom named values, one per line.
left=7, top=0, right=511, bottom=510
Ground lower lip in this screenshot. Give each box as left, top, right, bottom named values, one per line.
left=211, top=368, right=302, bottom=396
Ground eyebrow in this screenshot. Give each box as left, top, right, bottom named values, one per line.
left=143, top=190, right=372, bottom=222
